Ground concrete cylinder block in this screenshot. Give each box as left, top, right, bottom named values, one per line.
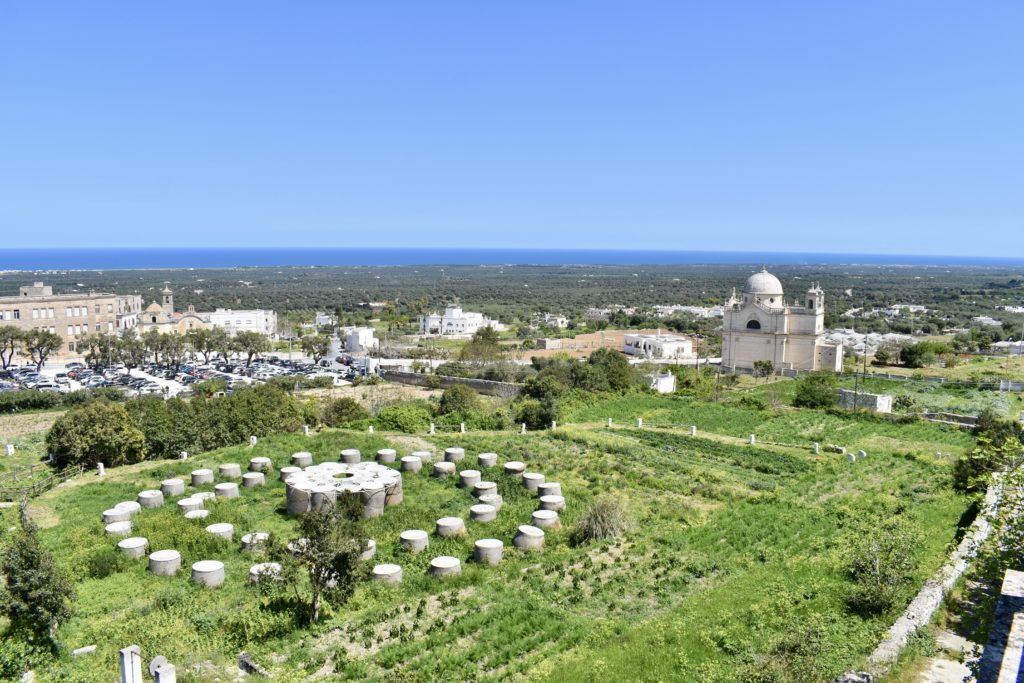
left=513, top=524, right=545, bottom=551
left=291, top=452, right=313, bottom=467
left=148, top=549, right=181, bottom=576
left=429, top=555, right=462, bottom=578
left=539, top=494, right=566, bottom=512
left=458, top=469, right=481, bottom=489
left=537, top=482, right=562, bottom=498
left=105, top=521, right=132, bottom=537
left=399, top=529, right=429, bottom=554
left=372, top=563, right=402, bottom=584
left=191, top=560, right=225, bottom=587
left=184, top=509, right=210, bottom=521
left=286, top=485, right=312, bottom=515
left=137, top=490, right=164, bottom=509
left=474, top=538, right=503, bottom=565
left=478, top=493, right=503, bottom=511
left=160, top=478, right=185, bottom=496
left=469, top=504, right=497, bottom=523
left=214, top=482, right=240, bottom=499
left=444, top=447, right=465, bottom=463
left=522, top=472, right=545, bottom=492
left=531, top=509, right=560, bottom=529
left=242, top=472, right=266, bottom=488
left=384, top=477, right=404, bottom=507
left=241, top=532, right=269, bottom=551
left=248, top=562, right=282, bottom=584
left=848, top=453, right=856, bottom=463
left=218, top=463, right=242, bottom=479
left=359, top=539, right=377, bottom=562
left=191, top=469, right=214, bottom=486
left=376, top=448, right=397, bottom=464
left=102, top=508, right=131, bottom=524
left=411, top=450, right=433, bottom=463
left=287, top=538, right=310, bottom=556
left=205, top=522, right=234, bottom=541
left=477, top=452, right=498, bottom=468
left=248, top=457, right=273, bottom=473
left=311, top=485, right=337, bottom=510
left=433, top=462, right=456, bottom=478
left=435, top=516, right=466, bottom=537
left=503, top=461, right=526, bottom=477
left=193, top=491, right=216, bottom=502
left=115, top=501, right=141, bottom=516
left=359, top=485, right=386, bottom=518
left=340, top=449, right=361, bottom=464
left=117, top=536, right=148, bottom=559
left=858, top=450, right=867, bottom=459
left=279, top=465, right=302, bottom=482
left=178, top=497, right=203, bottom=514
left=472, top=481, right=497, bottom=498
left=400, top=456, right=423, bottom=473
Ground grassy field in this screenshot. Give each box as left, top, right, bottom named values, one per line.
left=7, top=394, right=975, bottom=682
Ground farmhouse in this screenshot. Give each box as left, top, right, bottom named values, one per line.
left=623, top=333, right=694, bottom=360
left=418, top=304, right=505, bottom=337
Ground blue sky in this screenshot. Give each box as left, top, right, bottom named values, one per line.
left=0, top=2, right=1021, bottom=254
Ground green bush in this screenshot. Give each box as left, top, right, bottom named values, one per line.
left=46, top=401, right=146, bottom=468
left=515, top=398, right=557, bottom=430
left=436, top=384, right=481, bottom=416
left=321, top=397, right=369, bottom=427
left=374, top=402, right=433, bottom=433
left=792, top=371, right=838, bottom=409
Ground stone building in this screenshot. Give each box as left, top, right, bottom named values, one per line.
left=0, top=282, right=142, bottom=354
left=141, top=285, right=213, bottom=335
left=418, top=304, right=505, bottom=337
left=623, top=333, right=694, bottom=360
left=721, top=268, right=842, bottom=372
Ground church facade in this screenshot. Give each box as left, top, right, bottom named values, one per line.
left=721, top=268, right=842, bottom=372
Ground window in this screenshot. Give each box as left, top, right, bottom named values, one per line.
left=48, top=308, right=54, bottom=318
left=31, top=308, right=39, bottom=320
left=66, top=307, right=72, bottom=317
left=151, top=316, right=157, bottom=323
left=107, top=304, right=113, bottom=313
left=95, top=323, right=100, bottom=332
left=107, top=322, right=113, bottom=332
left=68, top=342, right=75, bottom=352
left=13, top=310, right=19, bottom=320
left=808, top=299, right=814, bottom=308
left=746, top=320, right=761, bottom=330
left=95, top=304, right=100, bottom=314
left=67, top=326, right=73, bottom=336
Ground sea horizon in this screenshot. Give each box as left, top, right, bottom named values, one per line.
left=0, top=247, right=1022, bottom=271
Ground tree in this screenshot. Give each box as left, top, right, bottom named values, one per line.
left=436, top=384, right=481, bottom=416
left=0, top=519, right=75, bottom=641
left=459, top=326, right=502, bottom=363
left=161, top=334, right=187, bottom=372
left=46, top=401, right=147, bottom=468
left=142, top=329, right=164, bottom=364
left=847, top=517, right=920, bottom=615
left=77, top=332, right=118, bottom=370
left=23, top=330, right=62, bottom=371
left=186, top=327, right=228, bottom=364
left=116, top=332, right=147, bottom=376
left=792, top=371, right=838, bottom=408
left=587, top=348, right=635, bottom=392
left=234, top=331, right=269, bottom=367
left=271, top=497, right=363, bottom=624
left=301, top=334, right=331, bottom=364
left=0, top=326, right=22, bottom=370
left=752, top=359, right=775, bottom=380
left=321, top=397, right=369, bottom=427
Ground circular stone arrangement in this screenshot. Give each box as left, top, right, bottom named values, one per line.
left=178, top=498, right=203, bottom=513
left=458, top=470, right=481, bottom=489
left=102, top=507, right=131, bottom=524
left=472, top=481, right=497, bottom=498
left=537, top=482, right=562, bottom=497
left=148, top=549, right=181, bottom=576
left=531, top=510, right=560, bottom=529
left=283, top=462, right=403, bottom=518
left=479, top=493, right=503, bottom=511
left=522, top=472, right=545, bottom=491
left=539, top=495, right=565, bottom=511
left=191, top=560, right=225, bottom=587
left=184, top=509, right=210, bottom=520
left=279, top=465, right=301, bottom=482
left=433, top=462, right=456, bottom=478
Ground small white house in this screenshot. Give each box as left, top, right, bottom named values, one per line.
left=649, top=372, right=677, bottom=394
left=344, top=327, right=378, bottom=353
left=418, top=305, right=505, bottom=337
left=623, top=333, right=694, bottom=360
left=209, top=308, right=278, bottom=338
left=541, top=313, right=569, bottom=328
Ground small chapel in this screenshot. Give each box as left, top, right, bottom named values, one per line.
left=721, top=268, right=842, bottom=372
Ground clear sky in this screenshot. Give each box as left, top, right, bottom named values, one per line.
left=1, top=2, right=1021, bottom=254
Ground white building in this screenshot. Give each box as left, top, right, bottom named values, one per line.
left=722, top=268, right=842, bottom=372
left=209, top=308, right=278, bottom=337
left=652, top=305, right=724, bottom=319
left=344, top=326, right=378, bottom=353
left=973, top=316, right=1003, bottom=327
left=649, top=371, right=677, bottom=394
left=418, top=305, right=505, bottom=337
left=541, top=313, right=569, bottom=328
left=623, top=333, right=694, bottom=359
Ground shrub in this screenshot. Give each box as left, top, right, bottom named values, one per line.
left=0, top=523, right=75, bottom=641
left=321, top=397, right=369, bottom=427
left=374, top=402, right=433, bottom=433
left=571, top=496, right=629, bottom=544
left=515, top=398, right=557, bottom=430
left=437, top=384, right=481, bottom=416
left=846, top=517, right=920, bottom=615
left=46, top=400, right=146, bottom=468
left=792, top=371, right=838, bottom=409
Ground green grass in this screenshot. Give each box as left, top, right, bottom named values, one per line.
left=11, top=396, right=975, bottom=682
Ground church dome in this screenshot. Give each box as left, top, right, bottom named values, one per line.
left=145, top=301, right=164, bottom=314
left=743, top=268, right=784, bottom=297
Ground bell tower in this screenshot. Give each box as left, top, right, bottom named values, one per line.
left=161, top=284, right=174, bottom=315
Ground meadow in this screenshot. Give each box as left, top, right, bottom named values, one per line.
left=4, top=394, right=975, bottom=681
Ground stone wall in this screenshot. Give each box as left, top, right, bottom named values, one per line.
left=379, top=370, right=522, bottom=398
left=838, top=389, right=893, bottom=413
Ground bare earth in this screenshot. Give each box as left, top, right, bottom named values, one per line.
left=0, top=410, right=65, bottom=443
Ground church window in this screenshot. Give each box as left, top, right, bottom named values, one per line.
left=808, top=299, right=814, bottom=308
left=746, top=320, right=761, bottom=330
left=152, top=316, right=157, bottom=323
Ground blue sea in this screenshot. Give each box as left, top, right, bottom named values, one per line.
left=0, top=248, right=1022, bottom=270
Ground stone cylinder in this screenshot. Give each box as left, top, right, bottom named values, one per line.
left=193, top=491, right=216, bottom=502
left=469, top=504, right=497, bottom=522
left=242, top=472, right=266, bottom=488
left=513, top=524, right=545, bottom=551
left=218, top=463, right=242, bottom=479
left=287, top=485, right=312, bottom=515
left=522, top=472, right=545, bottom=492
left=477, top=452, right=498, bottom=468
left=248, top=562, right=281, bottom=584
left=539, top=494, right=565, bottom=511
left=435, top=516, right=466, bottom=537
left=384, top=477, right=404, bottom=507
left=531, top=509, right=560, bottom=529
left=178, top=498, right=203, bottom=514
left=117, top=536, right=148, bottom=559
left=184, top=509, right=209, bottom=521
left=503, top=461, right=526, bottom=477
left=102, top=508, right=130, bottom=524
left=359, top=539, right=377, bottom=562
left=249, top=457, right=273, bottom=473
left=311, top=485, right=337, bottom=510
left=137, top=490, right=164, bottom=509
left=472, top=481, right=497, bottom=498
left=291, top=452, right=313, bottom=467
left=372, top=563, right=402, bottom=584
left=400, top=456, right=422, bottom=473
left=474, top=538, right=503, bottom=565
left=429, top=556, right=462, bottom=578
left=433, top=462, right=456, bottom=478
left=214, top=482, right=240, bottom=499
left=444, top=447, right=465, bottom=463
left=399, top=529, right=429, bottom=554
left=160, top=478, right=185, bottom=496
left=105, top=521, right=132, bottom=537
left=280, top=465, right=301, bottom=482
left=115, top=501, right=141, bottom=516
left=360, top=485, right=386, bottom=518
left=376, top=448, right=397, bottom=464
left=458, top=469, right=481, bottom=489
left=537, top=482, right=562, bottom=498
left=241, top=532, right=269, bottom=551
left=191, top=560, right=225, bottom=587
left=191, top=469, right=214, bottom=486
left=479, top=493, right=503, bottom=511
left=148, top=549, right=181, bottom=576
left=206, top=522, right=234, bottom=541
left=340, top=448, right=361, bottom=464
left=411, top=450, right=433, bottom=463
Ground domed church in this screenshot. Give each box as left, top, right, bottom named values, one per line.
left=721, top=268, right=842, bottom=372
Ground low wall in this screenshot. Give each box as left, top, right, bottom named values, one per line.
left=978, top=569, right=1024, bottom=682
left=379, top=370, right=522, bottom=398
